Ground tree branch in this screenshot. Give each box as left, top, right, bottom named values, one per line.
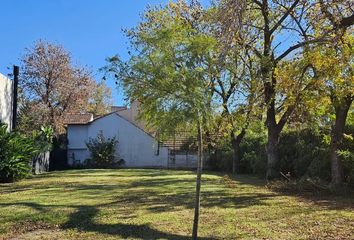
left=339, top=14, right=354, bottom=29
left=270, top=0, right=300, bottom=34
left=252, top=0, right=262, bottom=8
left=275, top=38, right=326, bottom=62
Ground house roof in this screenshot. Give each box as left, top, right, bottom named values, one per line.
left=66, top=111, right=196, bottom=151
left=64, top=113, right=93, bottom=125
left=111, top=106, right=127, bottom=112
left=66, top=111, right=157, bottom=139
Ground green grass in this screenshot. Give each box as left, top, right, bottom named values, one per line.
left=0, top=169, right=353, bottom=239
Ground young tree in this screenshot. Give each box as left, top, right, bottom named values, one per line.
left=217, top=0, right=354, bottom=179
left=105, top=2, right=215, bottom=238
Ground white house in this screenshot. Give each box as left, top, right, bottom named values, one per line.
left=0, top=73, right=13, bottom=130
left=66, top=110, right=170, bottom=168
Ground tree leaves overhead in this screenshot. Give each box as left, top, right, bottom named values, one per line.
left=106, top=1, right=216, bottom=134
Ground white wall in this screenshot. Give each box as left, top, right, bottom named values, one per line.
left=117, top=101, right=146, bottom=130
left=67, top=113, right=169, bottom=167
left=67, top=125, right=89, bottom=165
left=172, top=154, right=198, bottom=168
left=0, top=73, right=13, bottom=130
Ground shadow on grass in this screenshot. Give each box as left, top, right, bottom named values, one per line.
left=273, top=188, right=354, bottom=210
left=0, top=201, right=212, bottom=239
left=62, top=205, right=213, bottom=240
left=263, top=180, right=354, bottom=210
left=1, top=168, right=353, bottom=239
left=3, top=168, right=352, bottom=211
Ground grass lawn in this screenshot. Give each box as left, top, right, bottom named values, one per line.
left=0, top=169, right=353, bottom=240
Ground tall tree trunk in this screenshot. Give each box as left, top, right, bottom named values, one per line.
left=266, top=127, right=280, bottom=180
left=260, top=0, right=283, bottom=180
left=330, top=96, right=352, bottom=185
left=192, top=118, right=203, bottom=240
left=231, top=129, right=246, bottom=174
left=264, top=81, right=281, bottom=180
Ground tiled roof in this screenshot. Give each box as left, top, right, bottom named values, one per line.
left=64, top=113, right=93, bottom=125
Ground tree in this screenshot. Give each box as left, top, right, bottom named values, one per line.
left=208, top=47, right=262, bottom=174
left=105, top=2, right=215, bottom=238
left=87, top=80, right=113, bottom=116
left=19, top=40, right=111, bottom=135
left=307, top=32, right=353, bottom=184
left=217, top=0, right=354, bottom=179
left=297, top=1, right=354, bottom=184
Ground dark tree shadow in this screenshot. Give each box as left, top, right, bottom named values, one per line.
left=0, top=202, right=213, bottom=239
left=62, top=205, right=214, bottom=240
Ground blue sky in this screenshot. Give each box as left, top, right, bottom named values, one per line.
left=0, top=0, right=184, bottom=105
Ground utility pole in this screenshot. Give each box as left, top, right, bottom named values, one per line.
left=12, top=65, right=19, bottom=131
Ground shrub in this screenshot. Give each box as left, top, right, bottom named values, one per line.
left=32, top=126, right=53, bottom=152
left=207, top=134, right=267, bottom=175
left=239, top=135, right=267, bottom=176
left=85, top=132, right=120, bottom=168
left=0, top=123, right=38, bottom=182
left=278, top=129, right=330, bottom=180
left=341, top=125, right=354, bottom=187
left=31, top=126, right=54, bottom=174
left=205, top=126, right=353, bottom=185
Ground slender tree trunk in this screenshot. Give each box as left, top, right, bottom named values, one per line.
left=330, top=96, right=352, bottom=185
left=231, top=129, right=246, bottom=174
left=192, top=118, right=203, bottom=240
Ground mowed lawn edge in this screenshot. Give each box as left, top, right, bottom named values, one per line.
left=0, top=169, right=353, bottom=240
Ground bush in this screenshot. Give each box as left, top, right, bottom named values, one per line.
left=341, top=124, right=354, bottom=187
left=86, top=132, right=121, bottom=168
left=239, top=135, right=267, bottom=176
left=32, top=126, right=53, bottom=152
left=31, top=126, right=54, bottom=174
left=0, top=123, right=38, bottom=182
left=278, top=129, right=330, bottom=180
left=207, top=123, right=354, bottom=186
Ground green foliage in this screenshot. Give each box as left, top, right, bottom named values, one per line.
left=32, top=126, right=54, bottom=152
left=340, top=124, right=354, bottom=186
left=0, top=123, right=39, bottom=183
left=208, top=134, right=267, bottom=175
left=85, top=132, right=120, bottom=168
left=207, top=127, right=353, bottom=184
left=278, top=129, right=331, bottom=180
left=103, top=0, right=354, bottom=185
left=105, top=2, right=215, bottom=134
left=240, top=135, right=267, bottom=176
left=208, top=150, right=233, bottom=171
